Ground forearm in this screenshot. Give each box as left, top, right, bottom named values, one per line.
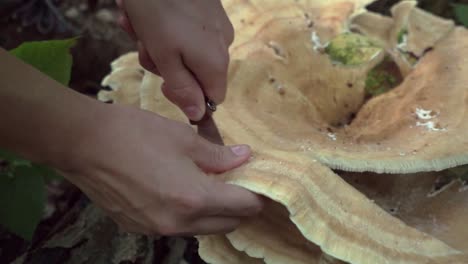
left=0, top=48, right=104, bottom=169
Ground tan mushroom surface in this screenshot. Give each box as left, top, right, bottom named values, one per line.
left=98, top=52, right=143, bottom=106
left=98, top=0, right=468, bottom=263
left=213, top=0, right=468, bottom=174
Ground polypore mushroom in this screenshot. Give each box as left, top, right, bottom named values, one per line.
left=99, top=0, right=468, bottom=263
left=212, top=0, right=468, bottom=174
left=198, top=150, right=467, bottom=263
left=98, top=52, right=143, bottom=106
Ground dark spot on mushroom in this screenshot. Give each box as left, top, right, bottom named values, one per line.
left=347, top=82, right=353, bottom=88
left=266, top=41, right=286, bottom=58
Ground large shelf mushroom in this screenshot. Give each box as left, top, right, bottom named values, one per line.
left=98, top=0, right=468, bottom=263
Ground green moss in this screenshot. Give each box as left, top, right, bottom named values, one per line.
left=365, top=70, right=396, bottom=96
left=325, top=33, right=382, bottom=66
left=397, top=28, right=408, bottom=44
left=365, top=56, right=401, bottom=96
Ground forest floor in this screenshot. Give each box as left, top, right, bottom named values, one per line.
left=0, top=0, right=467, bottom=263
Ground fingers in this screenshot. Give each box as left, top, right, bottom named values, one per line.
left=116, top=0, right=137, bottom=40
left=137, top=42, right=159, bottom=75
left=189, top=136, right=252, bottom=173
left=203, top=179, right=264, bottom=218
left=158, top=56, right=206, bottom=121
left=182, top=36, right=230, bottom=104
left=188, top=216, right=240, bottom=235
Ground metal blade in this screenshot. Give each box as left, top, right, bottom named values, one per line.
left=195, top=115, right=224, bottom=145
left=190, top=97, right=224, bottom=145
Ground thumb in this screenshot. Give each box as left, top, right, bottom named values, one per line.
left=190, top=137, right=252, bottom=173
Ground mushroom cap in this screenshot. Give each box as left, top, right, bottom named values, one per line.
left=210, top=1, right=468, bottom=174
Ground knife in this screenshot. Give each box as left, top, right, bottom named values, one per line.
left=190, top=97, right=224, bottom=145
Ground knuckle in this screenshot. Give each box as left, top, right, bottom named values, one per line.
left=172, top=193, right=205, bottom=216
left=208, top=52, right=229, bottom=75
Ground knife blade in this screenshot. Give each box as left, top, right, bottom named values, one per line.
left=190, top=97, right=224, bottom=145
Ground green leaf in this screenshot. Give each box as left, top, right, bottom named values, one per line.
left=454, top=4, right=468, bottom=27
left=0, top=149, right=22, bottom=162
left=0, top=166, right=46, bottom=241
left=0, top=149, right=63, bottom=182
left=35, top=164, right=63, bottom=182
left=9, top=38, right=77, bottom=86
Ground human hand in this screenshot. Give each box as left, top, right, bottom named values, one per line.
left=59, top=104, right=263, bottom=236
left=115, top=0, right=234, bottom=122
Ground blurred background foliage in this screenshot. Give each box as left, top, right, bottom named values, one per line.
left=369, top=0, right=468, bottom=26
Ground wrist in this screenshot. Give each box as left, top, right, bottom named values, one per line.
left=44, top=97, right=112, bottom=173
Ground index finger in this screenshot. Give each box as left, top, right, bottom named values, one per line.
left=202, top=178, right=264, bottom=218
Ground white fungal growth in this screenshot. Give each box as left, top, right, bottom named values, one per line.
left=397, top=34, right=408, bottom=51
left=416, top=121, right=446, bottom=132
left=415, top=108, right=435, bottom=120
left=327, top=133, right=337, bottom=141
left=311, top=31, right=328, bottom=52
left=414, top=108, right=446, bottom=131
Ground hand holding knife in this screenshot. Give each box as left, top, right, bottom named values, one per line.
left=189, top=96, right=224, bottom=146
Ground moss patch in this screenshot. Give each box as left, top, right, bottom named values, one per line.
left=365, top=56, right=402, bottom=97
left=325, top=33, right=382, bottom=66
left=397, top=28, right=408, bottom=45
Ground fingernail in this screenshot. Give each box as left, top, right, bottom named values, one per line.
left=184, top=106, right=201, bottom=120
left=231, top=145, right=250, bottom=156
